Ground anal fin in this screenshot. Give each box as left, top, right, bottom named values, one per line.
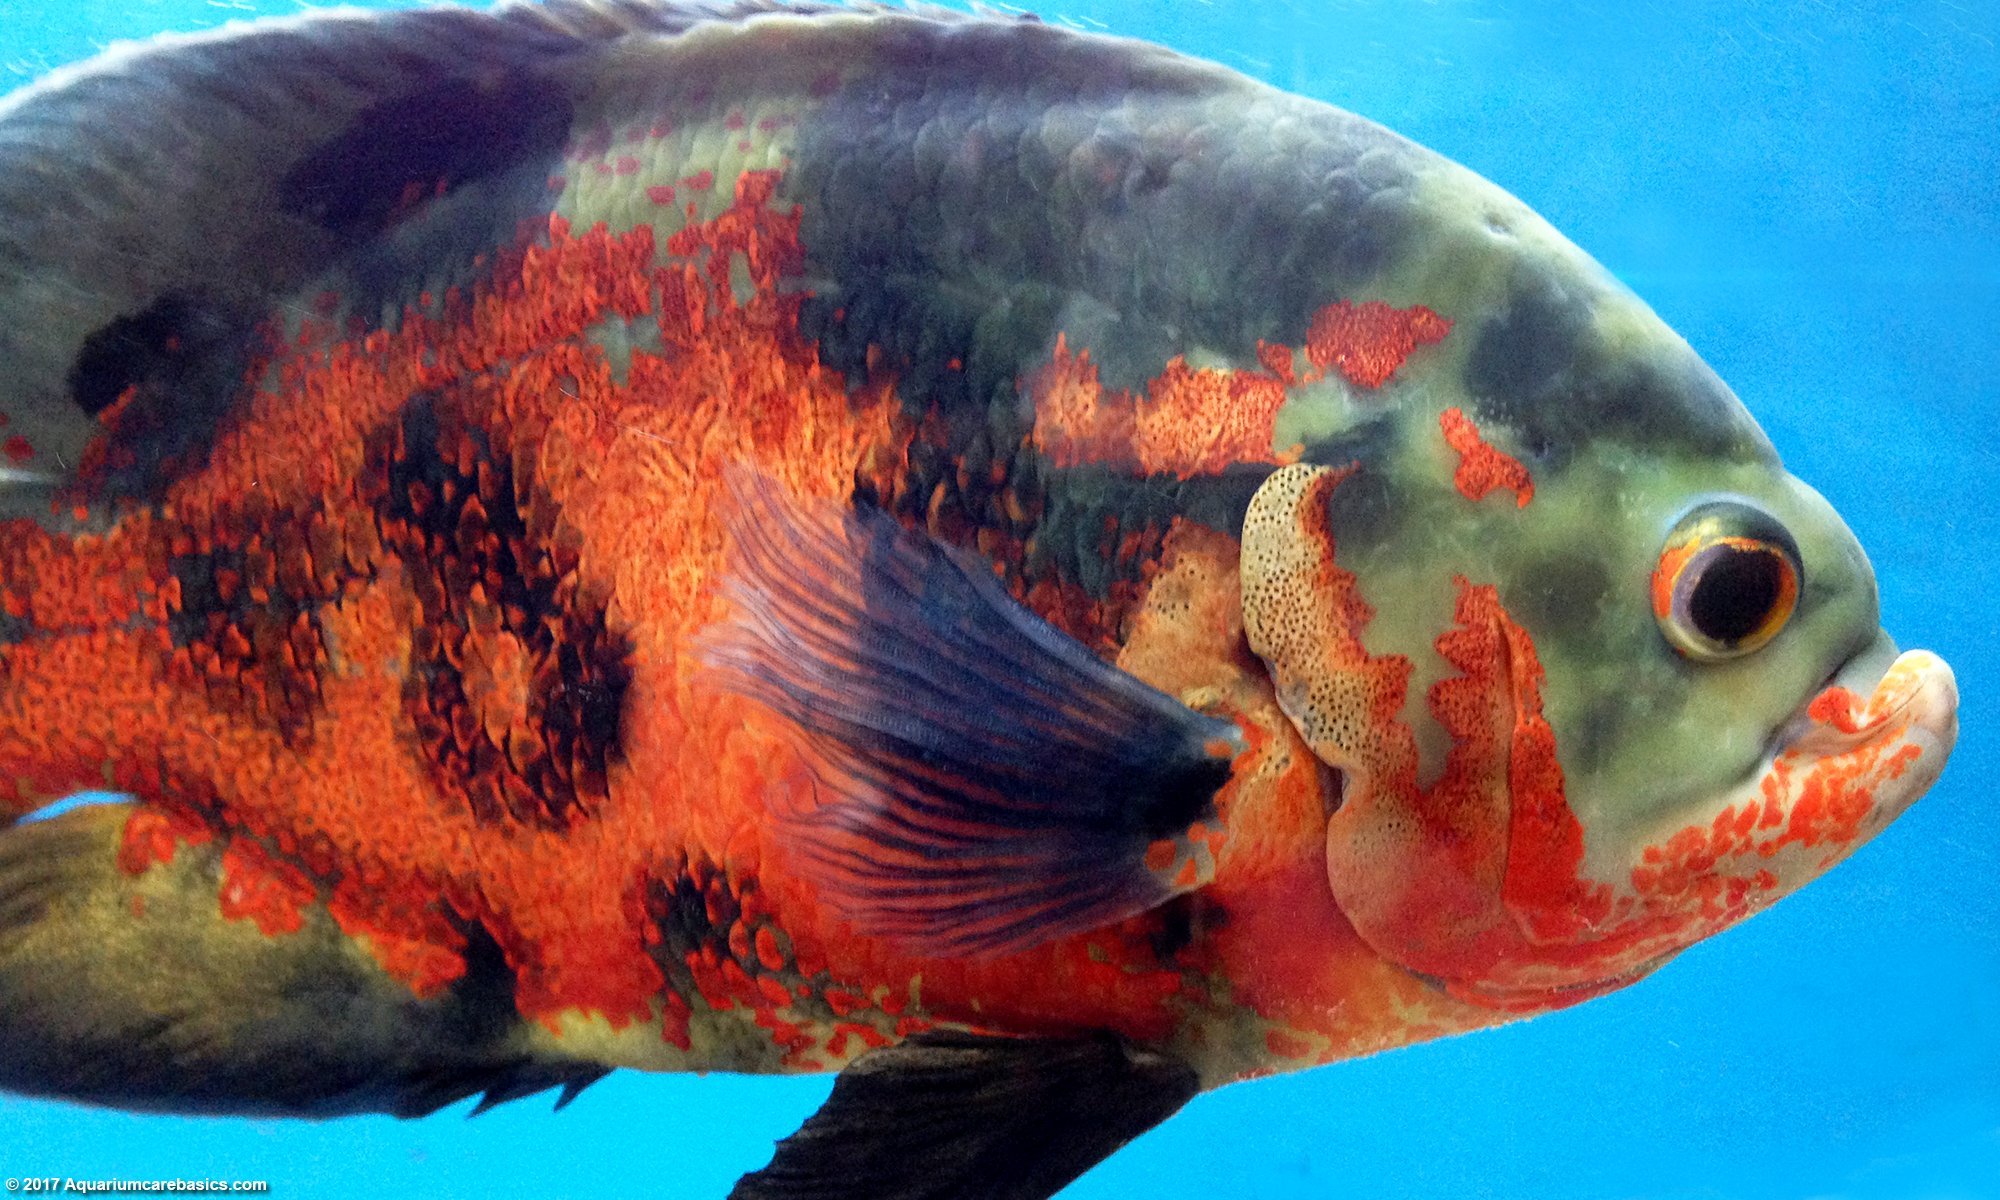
left=731, top=1031, right=1199, bottom=1200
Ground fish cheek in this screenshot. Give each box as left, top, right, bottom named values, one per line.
left=1502, top=551, right=1612, bottom=643
left=1497, top=551, right=1621, bottom=770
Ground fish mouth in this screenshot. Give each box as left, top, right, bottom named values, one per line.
left=1616, top=636, right=1957, bottom=940
left=1447, top=635, right=1956, bottom=1013
left=1777, top=634, right=1957, bottom=776
left=1768, top=632, right=1902, bottom=761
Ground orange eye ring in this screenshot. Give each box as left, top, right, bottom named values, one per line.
left=1652, top=502, right=1803, bottom=662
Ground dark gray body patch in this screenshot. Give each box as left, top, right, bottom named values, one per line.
left=781, top=16, right=1437, bottom=615
left=789, top=19, right=1426, bottom=392
left=1466, top=262, right=1774, bottom=468
left=280, top=74, right=573, bottom=237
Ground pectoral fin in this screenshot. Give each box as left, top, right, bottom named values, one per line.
left=731, top=1031, right=1199, bottom=1200
left=700, top=475, right=1244, bottom=957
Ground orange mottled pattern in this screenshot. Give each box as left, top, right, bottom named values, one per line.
left=1630, top=678, right=1929, bottom=916
left=1438, top=406, right=1534, bottom=508
left=1301, top=300, right=1451, bottom=389
left=0, top=170, right=924, bottom=1041
left=1245, top=464, right=1942, bottom=1012
left=1246, top=465, right=1646, bottom=1008
left=1116, top=520, right=1499, bottom=1065
left=1030, top=300, right=1451, bottom=475
left=1027, top=336, right=1296, bottom=475
left=0, top=165, right=1402, bottom=1071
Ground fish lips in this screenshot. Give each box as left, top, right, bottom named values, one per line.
left=1674, top=637, right=1957, bottom=898
left=1450, top=638, right=1958, bottom=1012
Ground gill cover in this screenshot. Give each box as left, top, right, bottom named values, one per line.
left=1241, top=464, right=1956, bottom=1009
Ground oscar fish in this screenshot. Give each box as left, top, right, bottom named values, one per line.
left=0, top=3, right=1958, bottom=1197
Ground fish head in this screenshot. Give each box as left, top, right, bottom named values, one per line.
left=1237, top=173, right=1958, bottom=1011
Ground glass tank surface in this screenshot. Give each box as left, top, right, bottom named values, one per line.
left=0, top=1, right=1993, bottom=1198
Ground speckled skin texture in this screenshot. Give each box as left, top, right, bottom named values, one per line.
left=0, top=0, right=1953, bottom=1162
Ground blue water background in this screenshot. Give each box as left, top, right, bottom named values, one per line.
left=0, top=1, right=1994, bottom=1196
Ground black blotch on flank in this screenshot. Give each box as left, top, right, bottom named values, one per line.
left=70, top=293, right=200, bottom=417
left=1148, top=897, right=1198, bottom=960
left=1466, top=270, right=1588, bottom=417
left=1465, top=267, right=1590, bottom=467
left=280, top=74, right=571, bottom=236
left=65, top=291, right=257, bottom=499
left=369, top=395, right=632, bottom=831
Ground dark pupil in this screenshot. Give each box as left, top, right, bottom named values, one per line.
left=1688, top=546, right=1783, bottom=644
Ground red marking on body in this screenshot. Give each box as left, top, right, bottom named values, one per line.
left=388, top=177, right=451, bottom=224
left=1303, top=300, right=1451, bottom=389
left=0, top=162, right=1388, bottom=1071
left=569, top=122, right=613, bottom=162
left=681, top=170, right=716, bottom=191
left=755, top=114, right=796, bottom=133
left=3, top=436, right=32, bottom=465
left=646, top=184, right=678, bottom=205
left=1032, top=299, right=1449, bottom=474
left=218, top=839, right=316, bottom=937
left=1264, top=1028, right=1315, bottom=1060
left=648, top=120, right=674, bottom=140
left=1651, top=541, right=1699, bottom=619
left=116, top=808, right=213, bottom=875
left=1254, top=468, right=1662, bottom=1008
left=615, top=156, right=641, bottom=176
left=754, top=926, right=787, bottom=972
left=327, top=883, right=468, bottom=998
left=724, top=111, right=747, bottom=131
left=1809, top=686, right=1864, bottom=732
left=1439, top=407, right=1533, bottom=508
left=1029, top=337, right=1296, bottom=476
left=1255, top=341, right=1296, bottom=385
left=1261, top=457, right=1935, bottom=1007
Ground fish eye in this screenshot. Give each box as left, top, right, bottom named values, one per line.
left=1652, top=501, right=1802, bottom=662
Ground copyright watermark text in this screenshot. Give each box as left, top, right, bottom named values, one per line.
left=6, top=1181, right=267, bottom=1194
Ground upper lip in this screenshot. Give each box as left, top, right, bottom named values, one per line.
left=1763, top=630, right=1898, bottom=763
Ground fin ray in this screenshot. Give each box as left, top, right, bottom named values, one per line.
left=731, top=1031, right=1199, bottom=1200
left=700, top=475, right=1241, bottom=957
